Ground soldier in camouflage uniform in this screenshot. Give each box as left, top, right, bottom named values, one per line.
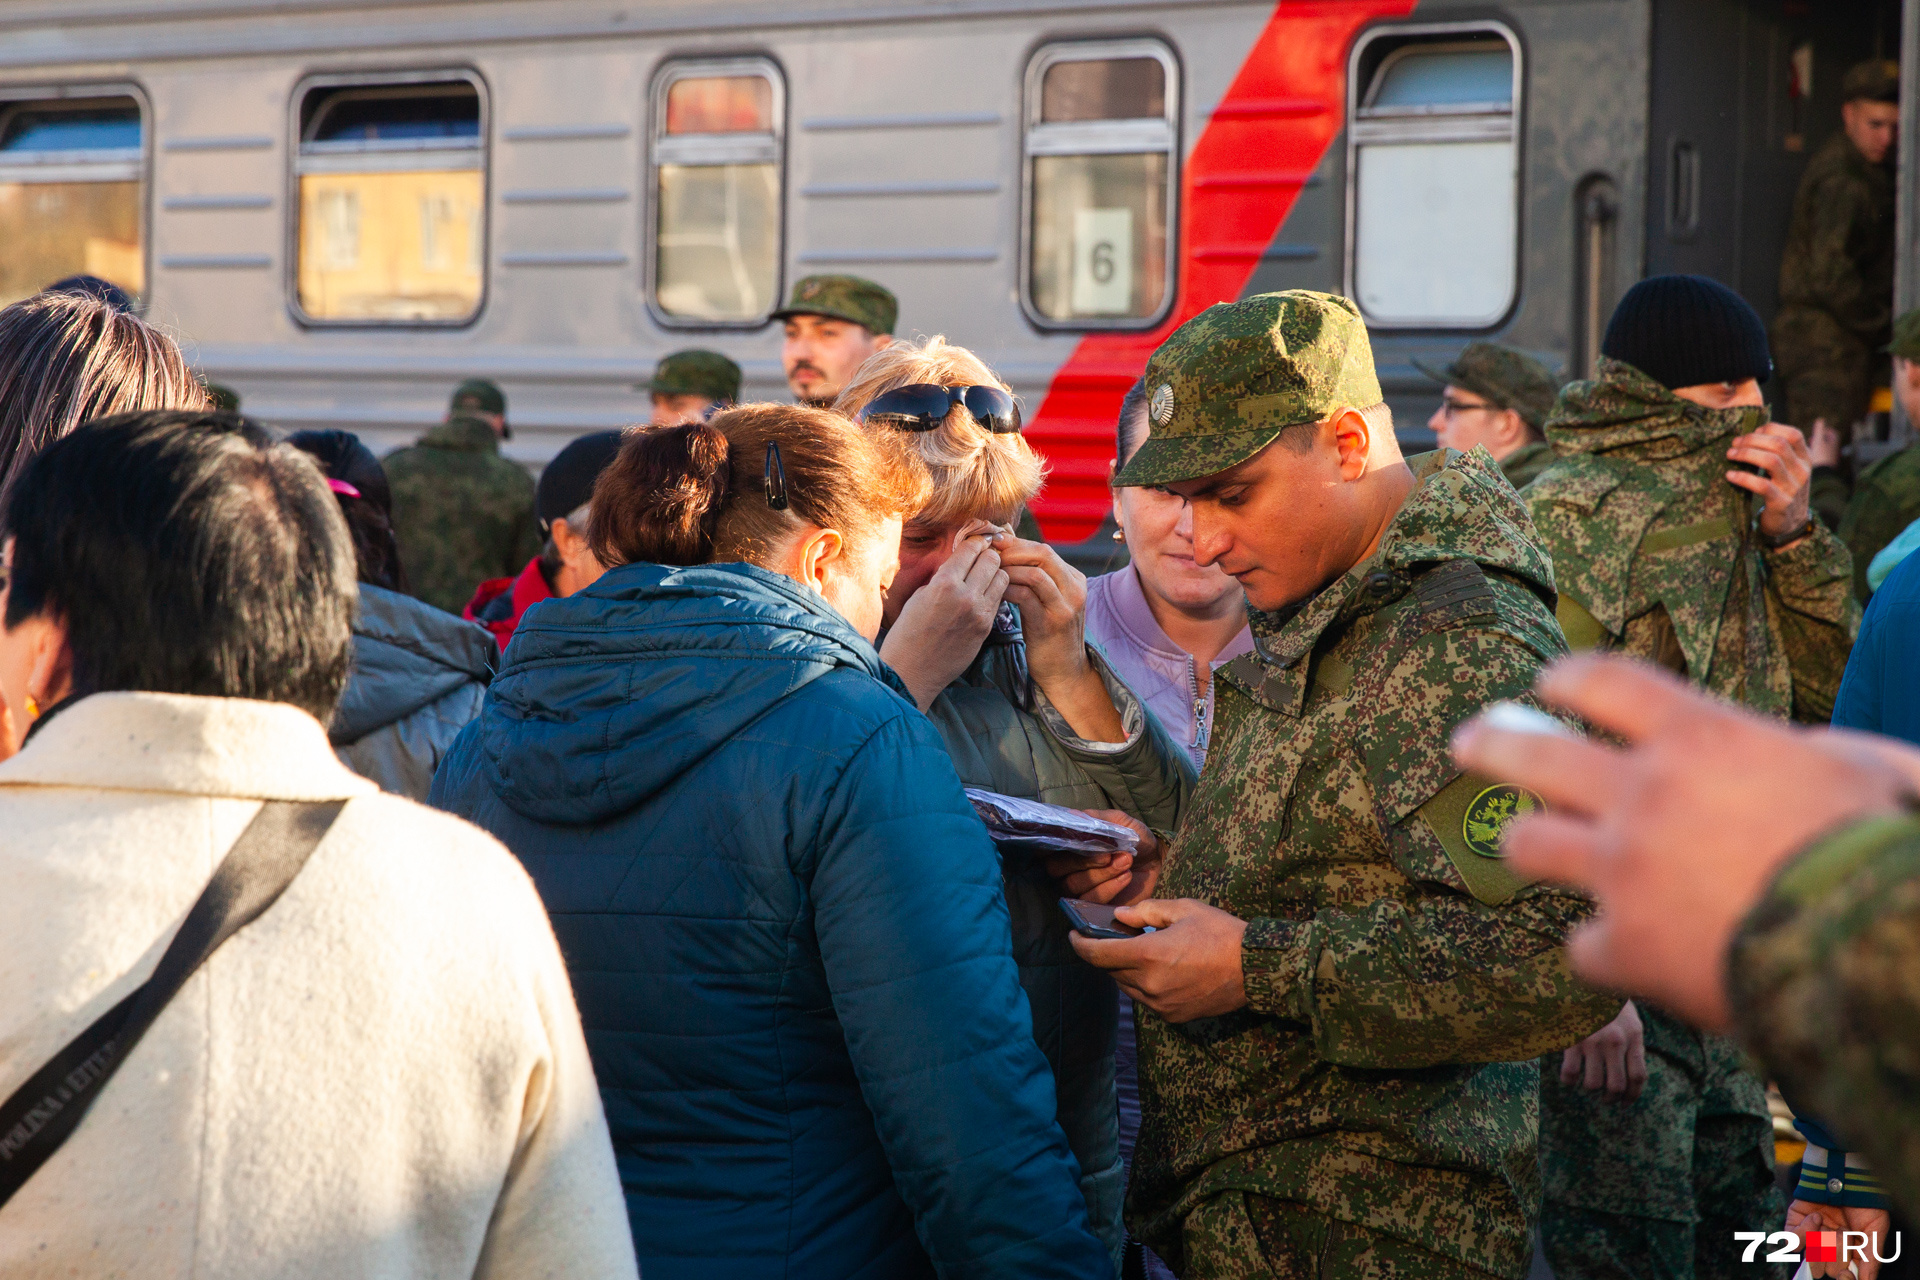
left=1062, top=291, right=1622, bottom=1280
left=1527, top=276, right=1859, bottom=1280
left=1773, top=60, right=1899, bottom=476
left=385, top=378, right=542, bottom=614
left=645, top=349, right=741, bottom=426
left=773, top=274, right=897, bottom=407
left=1416, top=342, right=1561, bottom=490
left=1839, top=308, right=1920, bottom=599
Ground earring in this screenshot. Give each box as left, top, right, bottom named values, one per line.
left=1111, top=528, right=1125, bottom=542
left=25, top=695, right=38, bottom=720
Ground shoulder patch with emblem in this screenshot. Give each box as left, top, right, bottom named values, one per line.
left=1415, top=772, right=1544, bottom=905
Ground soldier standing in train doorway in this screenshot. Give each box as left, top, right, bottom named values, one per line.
left=772, top=273, right=896, bottom=406
left=1059, top=290, right=1620, bottom=1280
left=1773, top=56, right=1900, bottom=520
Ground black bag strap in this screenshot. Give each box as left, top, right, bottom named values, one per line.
left=0, top=798, right=346, bottom=1210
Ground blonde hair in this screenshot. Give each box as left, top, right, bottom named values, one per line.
left=834, top=335, right=1045, bottom=527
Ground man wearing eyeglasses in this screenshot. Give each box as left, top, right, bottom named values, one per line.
left=1058, top=290, right=1621, bottom=1280
left=1417, top=342, right=1561, bottom=490
left=773, top=274, right=897, bottom=407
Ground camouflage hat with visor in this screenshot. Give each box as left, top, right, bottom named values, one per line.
left=1887, top=307, right=1920, bottom=361
left=646, top=349, right=742, bottom=404
left=770, top=274, right=898, bottom=336
left=1112, top=290, right=1382, bottom=488
left=1412, top=342, right=1561, bottom=430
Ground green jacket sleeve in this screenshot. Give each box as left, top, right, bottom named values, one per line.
left=1764, top=521, right=1861, bottom=723
left=1030, top=645, right=1197, bottom=836
left=1238, top=623, right=1620, bottom=1067
left=1728, top=813, right=1920, bottom=1213
left=1840, top=465, right=1920, bottom=602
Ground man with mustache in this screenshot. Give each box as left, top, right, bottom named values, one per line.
left=773, top=274, right=896, bottom=407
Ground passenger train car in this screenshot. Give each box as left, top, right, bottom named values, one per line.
left=0, top=0, right=1906, bottom=546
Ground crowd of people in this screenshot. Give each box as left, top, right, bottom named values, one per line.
left=2, top=57, right=1920, bottom=1280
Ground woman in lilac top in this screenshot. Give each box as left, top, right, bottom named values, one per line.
left=1082, top=379, right=1253, bottom=1279
left=1085, top=380, right=1254, bottom=773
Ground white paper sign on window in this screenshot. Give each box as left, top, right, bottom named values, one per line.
left=1071, top=207, right=1134, bottom=315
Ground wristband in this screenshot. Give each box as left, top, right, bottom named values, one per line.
left=1759, top=517, right=1816, bottom=551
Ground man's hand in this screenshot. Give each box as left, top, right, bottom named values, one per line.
left=1727, top=422, right=1814, bottom=542
left=1450, top=655, right=1917, bottom=1030
left=1067, top=898, right=1248, bottom=1023
left=1789, top=1199, right=1891, bottom=1280
left=1560, top=999, right=1648, bottom=1100
left=1045, top=809, right=1161, bottom=905
left=879, top=523, right=1006, bottom=711
left=994, top=534, right=1126, bottom=742
left=1809, top=418, right=1843, bottom=470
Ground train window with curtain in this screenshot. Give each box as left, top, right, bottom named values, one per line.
left=649, top=59, right=784, bottom=326
left=0, top=94, right=145, bottom=309
left=293, top=75, right=486, bottom=325
left=1347, top=25, right=1520, bottom=328
left=1023, top=40, right=1178, bottom=329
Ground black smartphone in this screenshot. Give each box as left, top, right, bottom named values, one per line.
left=1058, top=897, right=1147, bottom=940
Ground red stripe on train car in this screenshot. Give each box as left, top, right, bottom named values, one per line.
left=1025, top=0, right=1418, bottom=543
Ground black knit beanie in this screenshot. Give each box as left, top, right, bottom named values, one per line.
left=1601, top=275, right=1772, bottom=390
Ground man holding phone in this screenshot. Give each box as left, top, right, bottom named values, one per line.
left=1061, top=291, right=1621, bottom=1280
left=1522, top=275, right=1860, bottom=1280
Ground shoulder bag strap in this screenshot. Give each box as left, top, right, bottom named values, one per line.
left=0, top=798, right=347, bottom=1210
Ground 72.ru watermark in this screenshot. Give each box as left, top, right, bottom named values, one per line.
left=1736, top=1231, right=1902, bottom=1266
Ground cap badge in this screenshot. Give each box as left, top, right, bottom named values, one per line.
left=801, top=281, right=822, bottom=299
left=1149, top=383, right=1175, bottom=426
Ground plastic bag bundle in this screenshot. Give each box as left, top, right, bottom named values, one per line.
left=964, top=787, right=1141, bottom=858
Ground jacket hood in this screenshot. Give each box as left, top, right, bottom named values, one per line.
left=1545, top=357, right=1767, bottom=462
left=1249, top=446, right=1555, bottom=668
left=474, top=560, right=906, bottom=825
left=331, top=584, right=498, bottom=744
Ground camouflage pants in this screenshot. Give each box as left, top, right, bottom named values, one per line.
left=1538, top=1007, right=1787, bottom=1280
left=1176, top=1191, right=1512, bottom=1280
left=1773, top=304, right=1878, bottom=434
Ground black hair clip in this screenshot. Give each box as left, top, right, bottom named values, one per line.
left=763, top=442, right=790, bottom=510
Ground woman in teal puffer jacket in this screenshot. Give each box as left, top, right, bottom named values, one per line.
left=433, top=406, right=1112, bottom=1280
left=838, top=338, right=1196, bottom=1267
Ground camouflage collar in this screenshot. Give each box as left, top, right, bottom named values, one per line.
left=1546, top=358, right=1765, bottom=462
left=1243, top=447, right=1555, bottom=695
left=419, top=415, right=501, bottom=454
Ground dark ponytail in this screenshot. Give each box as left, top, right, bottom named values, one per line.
left=589, top=421, right=731, bottom=567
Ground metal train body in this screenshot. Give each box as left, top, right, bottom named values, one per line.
left=0, top=0, right=1902, bottom=544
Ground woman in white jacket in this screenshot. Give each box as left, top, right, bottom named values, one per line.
left=0, top=410, right=637, bottom=1280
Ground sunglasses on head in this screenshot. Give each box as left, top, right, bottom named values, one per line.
left=857, top=383, right=1022, bottom=435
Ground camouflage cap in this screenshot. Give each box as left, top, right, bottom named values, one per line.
left=646, top=349, right=742, bottom=403
left=450, top=378, right=506, bottom=417
left=1112, top=290, right=1381, bottom=488
left=1413, top=342, right=1561, bottom=429
left=200, top=380, right=240, bottom=413
left=1842, top=59, right=1901, bottom=104
left=1889, top=308, right=1920, bottom=360
left=770, top=274, right=898, bottom=336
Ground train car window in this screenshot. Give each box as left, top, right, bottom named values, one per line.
left=1024, top=40, right=1179, bottom=330
left=0, top=95, right=145, bottom=309
left=650, top=59, right=784, bottom=327
left=293, top=76, right=485, bottom=326
left=1347, top=26, right=1520, bottom=329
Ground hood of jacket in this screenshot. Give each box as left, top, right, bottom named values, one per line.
left=418, top=415, right=501, bottom=454
left=473, top=560, right=908, bottom=825
left=1247, top=445, right=1557, bottom=671
left=331, top=583, right=499, bottom=744
left=1545, top=357, right=1767, bottom=464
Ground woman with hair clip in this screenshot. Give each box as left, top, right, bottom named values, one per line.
left=431, top=404, right=1112, bottom=1280
left=837, top=337, right=1195, bottom=1271
left=287, top=429, right=497, bottom=803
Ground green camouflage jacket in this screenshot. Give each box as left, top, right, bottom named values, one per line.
left=1500, top=439, right=1555, bottom=491
left=1840, top=443, right=1920, bottom=600
left=1778, top=131, right=1896, bottom=345
left=1729, top=814, right=1920, bottom=1215
left=1131, top=447, right=1620, bottom=1277
left=385, top=416, right=543, bottom=614
left=1528, top=359, right=1858, bottom=722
